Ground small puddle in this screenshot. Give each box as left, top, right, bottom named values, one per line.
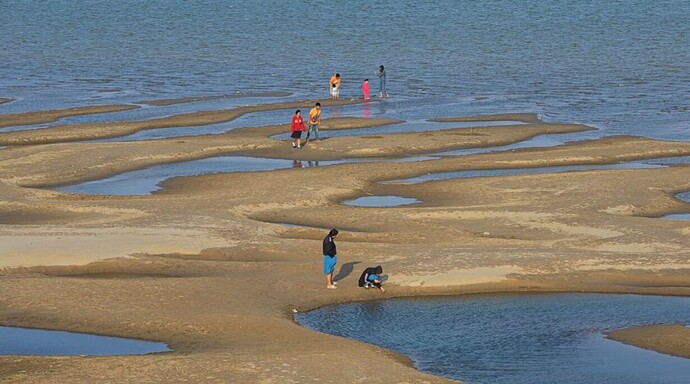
left=664, top=213, right=690, bottom=220
left=343, top=196, right=420, bottom=207
left=0, top=326, right=170, bottom=356
left=663, top=191, right=690, bottom=221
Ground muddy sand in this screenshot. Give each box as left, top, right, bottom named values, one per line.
left=0, top=98, right=688, bottom=383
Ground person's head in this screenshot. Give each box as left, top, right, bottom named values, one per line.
left=335, top=73, right=340, bottom=78
left=328, top=228, right=338, bottom=237
left=364, top=78, right=369, bottom=82
left=315, top=102, right=321, bottom=109
left=295, top=109, right=301, bottom=115
left=379, top=65, right=384, bottom=72
left=374, top=265, right=383, bottom=274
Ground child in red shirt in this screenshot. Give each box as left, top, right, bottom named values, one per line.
left=290, top=110, right=307, bottom=148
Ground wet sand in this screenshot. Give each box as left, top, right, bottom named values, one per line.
left=0, top=105, right=139, bottom=129
left=607, top=324, right=690, bottom=359
left=0, top=99, right=689, bottom=383
left=137, top=92, right=293, bottom=106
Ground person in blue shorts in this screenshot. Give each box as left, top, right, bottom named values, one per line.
left=323, top=228, right=339, bottom=289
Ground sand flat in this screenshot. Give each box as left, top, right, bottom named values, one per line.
left=0, top=99, right=689, bottom=383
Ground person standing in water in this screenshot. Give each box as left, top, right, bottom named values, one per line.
left=323, top=228, right=339, bottom=289
left=377, top=65, right=387, bottom=98
left=306, top=102, right=321, bottom=142
left=329, top=73, right=341, bottom=99
left=290, top=109, right=306, bottom=149
left=362, top=79, right=370, bottom=100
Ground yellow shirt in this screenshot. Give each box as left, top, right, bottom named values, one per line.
left=308, top=107, right=321, bottom=125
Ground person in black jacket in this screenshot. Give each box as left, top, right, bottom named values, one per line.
left=358, top=265, right=385, bottom=292
left=323, top=229, right=339, bottom=289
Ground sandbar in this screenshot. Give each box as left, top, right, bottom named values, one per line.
left=138, top=92, right=292, bottom=106
left=0, top=99, right=689, bottom=383
left=607, top=324, right=690, bottom=359
left=0, top=104, right=138, bottom=129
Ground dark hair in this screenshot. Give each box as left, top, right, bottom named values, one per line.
left=335, top=73, right=340, bottom=77
left=364, top=78, right=369, bottom=82
left=379, top=65, right=384, bottom=71
left=315, top=102, right=321, bottom=107
left=328, top=228, right=339, bottom=237
left=295, top=109, right=301, bottom=114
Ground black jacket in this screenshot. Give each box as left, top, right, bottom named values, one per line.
left=323, top=235, right=337, bottom=257
left=358, top=266, right=383, bottom=287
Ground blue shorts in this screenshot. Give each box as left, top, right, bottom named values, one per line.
left=323, top=255, right=337, bottom=275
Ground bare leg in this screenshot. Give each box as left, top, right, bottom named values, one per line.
left=326, top=273, right=336, bottom=288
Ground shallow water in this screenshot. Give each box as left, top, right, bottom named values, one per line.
left=1, top=1, right=688, bottom=143
left=0, top=326, right=169, bottom=356
left=343, top=196, right=421, bottom=207
left=295, top=293, right=690, bottom=384
left=55, top=156, right=341, bottom=195
left=385, top=162, right=666, bottom=184
left=663, top=191, right=690, bottom=221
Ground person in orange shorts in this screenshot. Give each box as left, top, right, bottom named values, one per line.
left=329, top=73, right=341, bottom=99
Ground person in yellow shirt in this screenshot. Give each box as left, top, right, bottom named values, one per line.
left=329, top=73, right=341, bottom=99
left=306, top=102, right=322, bottom=142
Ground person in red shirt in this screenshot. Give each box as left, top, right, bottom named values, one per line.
left=290, top=109, right=307, bottom=148
left=362, top=78, right=370, bottom=100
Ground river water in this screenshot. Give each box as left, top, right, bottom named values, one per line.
left=1, top=0, right=688, bottom=141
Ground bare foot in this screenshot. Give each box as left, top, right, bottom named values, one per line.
left=327, top=285, right=337, bottom=289
left=380, top=287, right=385, bottom=292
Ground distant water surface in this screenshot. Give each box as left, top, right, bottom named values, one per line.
left=1, top=0, right=688, bottom=141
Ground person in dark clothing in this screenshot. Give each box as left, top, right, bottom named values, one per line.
left=323, top=229, right=339, bottom=289
left=358, top=265, right=385, bottom=292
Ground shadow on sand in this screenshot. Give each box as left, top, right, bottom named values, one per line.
left=334, top=261, right=360, bottom=283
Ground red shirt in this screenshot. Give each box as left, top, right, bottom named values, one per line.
left=291, top=115, right=305, bottom=132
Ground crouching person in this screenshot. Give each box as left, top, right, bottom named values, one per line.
left=358, top=265, right=385, bottom=292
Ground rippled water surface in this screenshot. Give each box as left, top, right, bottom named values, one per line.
left=1, top=0, right=688, bottom=141
left=56, top=156, right=341, bottom=195
left=296, top=293, right=690, bottom=384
